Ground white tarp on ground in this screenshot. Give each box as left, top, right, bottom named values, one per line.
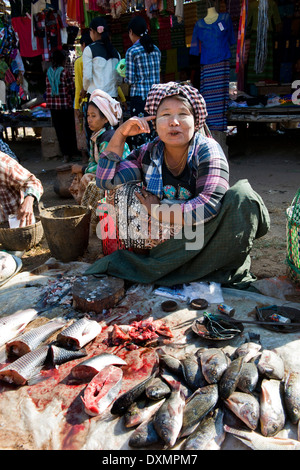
left=0, top=259, right=300, bottom=450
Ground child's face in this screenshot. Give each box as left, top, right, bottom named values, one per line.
left=87, top=104, right=108, bottom=132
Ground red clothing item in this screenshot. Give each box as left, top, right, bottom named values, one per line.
left=46, top=67, right=75, bottom=110
left=11, top=16, right=44, bottom=57
left=0, top=153, right=43, bottom=223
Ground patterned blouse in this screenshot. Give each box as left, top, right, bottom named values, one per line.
left=96, top=132, right=229, bottom=225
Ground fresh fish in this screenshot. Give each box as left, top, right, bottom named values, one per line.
left=0, top=345, right=49, bottom=385
left=183, top=408, right=225, bottom=450
left=234, top=342, right=261, bottom=362
left=111, top=370, right=157, bottom=415
left=129, top=418, right=161, bottom=448
left=181, top=384, right=219, bottom=437
left=57, top=318, right=102, bottom=349
left=224, top=424, right=300, bottom=450
left=71, top=352, right=127, bottom=380
left=260, top=378, right=285, bottom=437
left=6, top=318, right=66, bottom=357
left=257, top=349, right=284, bottom=380
left=81, top=365, right=123, bottom=417
left=50, top=344, right=88, bottom=365
left=224, top=391, right=260, bottom=430
left=124, top=397, right=165, bottom=428
left=284, top=371, right=300, bottom=424
left=200, top=348, right=229, bottom=384
left=219, top=357, right=244, bottom=399
left=237, top=361, right=259, bottom=394
left=145, top=376, right=171, bottom=400
left=0, top=309, right=38, bottom=347
left=161, top=369, right=192, bottom=399
left=153, top=380, right=185, bottom=447
left=156, top=348, right=183, bottom=377
left=181, top=355, right=207, bottom=391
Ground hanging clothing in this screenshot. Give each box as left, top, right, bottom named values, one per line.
left=190, top=13, right=236, bottom=65
left=200, top=60, right=230, bottom=132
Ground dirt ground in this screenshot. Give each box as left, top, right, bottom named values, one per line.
left=4, top=124, right=300, bottom=283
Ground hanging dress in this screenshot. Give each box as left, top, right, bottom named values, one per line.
left=190, top=13, right=236, bottom=131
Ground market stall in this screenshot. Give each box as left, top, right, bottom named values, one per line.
left=0, top=258, right=300, bottom=450
left=1, top=0, right=298, bottom=136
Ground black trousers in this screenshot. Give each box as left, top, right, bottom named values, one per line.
left=51, top=108, right=78, bottom=157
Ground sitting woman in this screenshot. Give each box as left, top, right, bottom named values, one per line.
left=86, top=82, right=270, bottom=288
left=69, top=89, right=130, bottom=223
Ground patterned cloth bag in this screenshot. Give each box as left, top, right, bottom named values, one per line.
left=286, top=188, right=300, bottom=285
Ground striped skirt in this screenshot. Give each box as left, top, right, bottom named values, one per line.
left=200, top=60, right=230, bottom=132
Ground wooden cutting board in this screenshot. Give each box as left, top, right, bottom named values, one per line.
left=72, top=275, right=125, bottom=313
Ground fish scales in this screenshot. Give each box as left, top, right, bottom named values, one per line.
left=0, top=345, right=49, bottom=385
left=224, top=391, right=260, bottom=430
left=284, top=371, right=300, bottom=424
left=0, top=309, right=39, bottom=347
left=145, top=376, right=171, bottom=400
left=224, top=425, right=300, bottom=451
left=181, top=384, right=219, bottom=437
left=71, top=352, right=127, bottom=380
left=183, top=408, right=225, bottom=450
left=199, top=348, right=229, bottom=384
left=57, top=318, right=102, bottom=349
left=6, top=318, right=66, bottom=356
left=124, top=398, right=166, bottom=428
left=111, top=371, right=157, bottom=415
left=129, top=418, right=160, bottom=448
left=257, top=349, right=285, bottom=380
left=219, top=357, right=244, bottom=399
left=181, top=355, right=207, bottom=391
left=234, top=342, right=262, bottom=362
left=50, top=345, right=87, bottom=365
left=237, top=361, right=259, bottom=394
left=260, top=378, right=285, bottom=437
left=153, top=381, right=185, bottom=447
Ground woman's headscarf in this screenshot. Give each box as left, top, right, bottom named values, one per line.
left=144, top=82, right=207, bottom=131
left=89, top=89, right=122, bottom=126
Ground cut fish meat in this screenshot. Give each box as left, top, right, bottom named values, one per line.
left=6, top=318, right=66, bottom=356
left=71, top=352, right=127, bottom=380
left=0, top=345, right=49, bottom=385
left=0, top=309, right=39, bottom=347
left=57, top=318, right=101, bottom=349
left=81, top=365, right=123, bottom=416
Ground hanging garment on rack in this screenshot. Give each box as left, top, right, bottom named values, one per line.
left=200, top=60, right=230, bottom=132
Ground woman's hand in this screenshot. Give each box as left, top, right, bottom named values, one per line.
left=135, top=188, right=160, bottom=215
left=17, top=195, right=35, bottom=227
left=118, top=115, right=156, bottom=138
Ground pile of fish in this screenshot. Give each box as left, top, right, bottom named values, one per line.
left=106, top=343, right=300, bottom=450
left=0, top=309, right=103, bottom=385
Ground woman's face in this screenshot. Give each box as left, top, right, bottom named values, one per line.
left=155, top=96, right=195, bottom=147
left=87, top=104, right=108, bottom=132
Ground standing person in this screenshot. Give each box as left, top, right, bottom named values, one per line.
left=125, top=15, right=161, bottom=148
left=74, top=32, right=93, bottom=163
left=82, top=17, right=121, bottom=99
left=82, top=17, right=121, bottom=146
left=45, top=49, right=78, bottom=163
left=0, top=152, right=43, bottom=227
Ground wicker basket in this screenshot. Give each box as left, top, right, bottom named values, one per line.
left=286, top=189, right=300, bottom=285
left=0, top=218, right=44, bottom=252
